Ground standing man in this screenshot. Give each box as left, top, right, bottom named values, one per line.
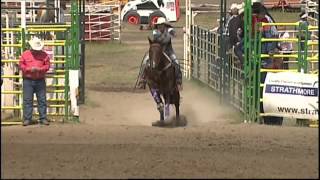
left=19, top=37, right=50, bottom=126
left=225, top=3, right=241, bottom=50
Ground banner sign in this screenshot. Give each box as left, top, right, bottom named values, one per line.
left=263, top=72, right=318, bottom=119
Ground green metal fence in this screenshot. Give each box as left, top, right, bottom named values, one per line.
left=253, top=22, right=319, bottom=123
left=184, top=0, right=318, bottom=125
left=186, top=19, right=318, bottom=124
left=188, top=25, right=245, bottom=113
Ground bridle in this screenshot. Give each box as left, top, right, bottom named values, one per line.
left=149, top=43, right=172, bottom=73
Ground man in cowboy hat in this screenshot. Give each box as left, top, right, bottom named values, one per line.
left=137, top=17, right=182, bottom=90
left=225, top=3, right=242, bottom=50
left=19, top=37, right=51, bottom=126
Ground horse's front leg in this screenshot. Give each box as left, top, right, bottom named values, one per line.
left=175, top=102, right=180, bottom=125
left=164, top=93, right=170, bottom=120
left=150, top=88, right=164, bottom=125
left=174, top=90, right=180, bottom=126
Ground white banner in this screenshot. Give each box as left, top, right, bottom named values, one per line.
left=263, top=72, right=318, bottom=119
left=69, top=70, right=79, bottom=117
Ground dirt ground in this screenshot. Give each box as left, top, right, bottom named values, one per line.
left=1, top=2, right=319, bottom=179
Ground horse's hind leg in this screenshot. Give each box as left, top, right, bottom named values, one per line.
left=164, top=94, right=171, bottom=120
left=150, top=88, right=164, bottom=126
left=174, top=91, right=180, bottom=126
left=175, top=103, right=180, bottom=126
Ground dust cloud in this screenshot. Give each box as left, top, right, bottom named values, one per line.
left=180, top=81, right=240, bottom=126
left=124, top=81, right=241, bottom=127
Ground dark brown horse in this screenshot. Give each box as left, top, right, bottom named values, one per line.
left=145, top=37, right=180, bottom=126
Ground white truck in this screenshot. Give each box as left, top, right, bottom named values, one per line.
left=121, top=0, right=180, bottom=26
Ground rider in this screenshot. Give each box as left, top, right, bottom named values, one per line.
left=137, top=17, right=182, bottom=90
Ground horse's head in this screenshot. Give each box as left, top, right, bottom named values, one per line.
left=148, top=37, right=165, bottom=69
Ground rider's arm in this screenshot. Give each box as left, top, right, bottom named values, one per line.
left=153, top=29, right=171, bottom=44
left=168, top=28, right=176, bottom=37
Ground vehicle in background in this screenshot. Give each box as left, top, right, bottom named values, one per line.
left=121, top=0, right=180, bottom=26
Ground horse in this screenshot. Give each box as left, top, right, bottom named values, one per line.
left=145, top=37, right=180, bottom=126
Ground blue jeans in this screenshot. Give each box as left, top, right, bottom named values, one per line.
left=23, top=78, right=47, bottom=121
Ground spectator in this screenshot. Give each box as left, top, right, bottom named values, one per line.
left=233, top=7, right=245, bottom=66
left=252, top=3, right=284, bottom=125
left=19, top=37, right=51, bottom=126
left=225, top=3, right=239, bottom=26
left=252, top=5, right=278, bottom=68
left=278, top=26, right=293, bottom=69
left=225, top=3, right=241, bottom=50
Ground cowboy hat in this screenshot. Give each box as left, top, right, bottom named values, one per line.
left=154, top=17, right=173, bottom=28
left=28, top=37, right=44, bottom=51
left=230, top=3, right=238, bottom=10
left=155, top=17, right=170, bottom=25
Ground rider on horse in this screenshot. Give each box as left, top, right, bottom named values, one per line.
left=137, top=17, right=182, bottom=90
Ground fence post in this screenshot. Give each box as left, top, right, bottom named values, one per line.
left=244, top=0, right=253, bottom=122
left=303, top=23, right=309, bottom=72
left=79, top=0, right=86, bottom=104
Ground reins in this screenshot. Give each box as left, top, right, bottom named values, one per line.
left=149, top=43, right=172, bottom=73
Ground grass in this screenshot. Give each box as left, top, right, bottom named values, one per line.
left=269, top=10, right=300, bottom=23
left=85, top=41, right=143, bottom=87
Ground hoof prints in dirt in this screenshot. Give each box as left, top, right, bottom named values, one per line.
left=152, top=115, right=187, bottom=128
left=88, top=85, right=147, bottom=93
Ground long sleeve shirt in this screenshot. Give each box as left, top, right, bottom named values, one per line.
left=19, top=50, right=50, bottom=80
left=151, top=27, right=176, bottom=55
